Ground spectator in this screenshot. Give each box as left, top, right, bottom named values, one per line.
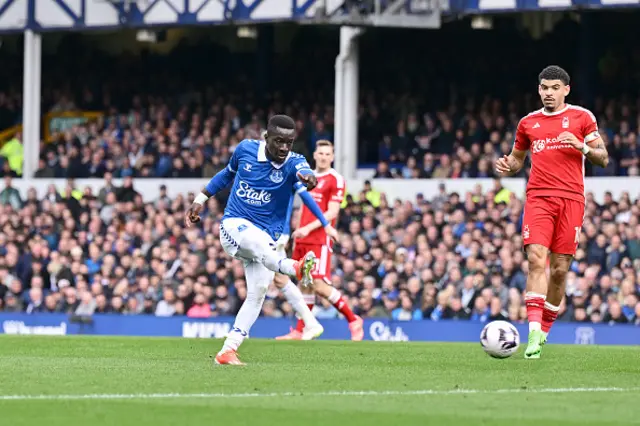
left=0, top=133, right=23, bottom=177
left=0, top=176, right=21, bottom=210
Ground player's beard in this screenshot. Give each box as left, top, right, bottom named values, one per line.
left=543, top=98, right=562, bottom=112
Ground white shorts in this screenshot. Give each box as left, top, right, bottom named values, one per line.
left=219, top=218, right=279, bottom=289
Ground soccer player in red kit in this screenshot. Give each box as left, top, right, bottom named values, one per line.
left=277, top=140, right=365, bottom=341
left=496, top=65, right=609, bottom=359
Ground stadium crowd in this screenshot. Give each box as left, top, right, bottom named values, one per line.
left=2, top=22, right=640, bottom=180
left=0, top=175, right=638, bottom=325
left=1, top=93, right=637, bottom=180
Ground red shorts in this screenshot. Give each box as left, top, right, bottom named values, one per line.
left=522, top=196, right=585, bottom=255
left=292, top=242, right=332, bottom=283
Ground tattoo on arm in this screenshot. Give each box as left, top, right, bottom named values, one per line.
left=507, top=152, right=526, bottom=176
left=585, top=139, right=609, bottom=168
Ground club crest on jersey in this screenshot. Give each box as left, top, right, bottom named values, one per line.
left=562, top=117, right=569, bottom=128
left=269, top=169, right=284, bottom=183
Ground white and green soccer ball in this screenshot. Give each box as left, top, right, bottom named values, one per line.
left=480, top=320, right=520, bottom=359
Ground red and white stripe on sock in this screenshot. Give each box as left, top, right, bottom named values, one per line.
left=525, top=292, right=546, bottom=333
left=328, top=288, right=357, bottom=323
left=541, top=301, right=560, bottom=334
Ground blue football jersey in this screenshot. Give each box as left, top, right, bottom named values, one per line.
left=223, top=139, right=312, bottom=240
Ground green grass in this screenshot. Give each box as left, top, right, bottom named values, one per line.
left=0, top=336, right=639, bottom=426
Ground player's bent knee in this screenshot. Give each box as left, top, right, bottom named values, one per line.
left=526, top=244, right=548, bottom=270
left=549, top=265, right=568, bottom=286
left=313, top=279, right=333, bottom=298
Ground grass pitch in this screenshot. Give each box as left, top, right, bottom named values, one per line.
left=0, top=336, right=639, bottom=426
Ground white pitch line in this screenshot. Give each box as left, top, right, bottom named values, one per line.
left=0, top=387, right=639, bottom=401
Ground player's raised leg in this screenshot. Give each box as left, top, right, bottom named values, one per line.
left=216, top=219, right=315, bottom=365
left=222, top=220, right=316, bottom=286
left=273, top=272, right=323, bottom=340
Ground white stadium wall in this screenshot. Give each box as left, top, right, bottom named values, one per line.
left=9, top=177, right=640, bottom=204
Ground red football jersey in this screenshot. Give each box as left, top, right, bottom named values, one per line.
left=297, top=169, right=345, bottom=245
left=514, top=104, right=600, bottom=203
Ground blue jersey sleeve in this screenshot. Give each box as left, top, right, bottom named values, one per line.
left=291, top=156, right=313, bottom=178
left=204, top=142, right=244, bottom=195
left=293, top=181, right=329, bottom=227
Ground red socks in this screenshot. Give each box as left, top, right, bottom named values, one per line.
left=333, top=296, right=357, bottom=323
left=542, top=302, right=560, bottom=333
left=296, top=289, right=357, bottom=331
left=328, top=288, right=357, bottom=323
left=525, top=292, right=545, bottom=328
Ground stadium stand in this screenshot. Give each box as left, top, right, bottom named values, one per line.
left=0, top=20, right=638, bottom=326
left=8, top=91, right=636, bottom=180
left=0, top=176, right=637, bottom=325
left=1, top=22, right=640, bottom=179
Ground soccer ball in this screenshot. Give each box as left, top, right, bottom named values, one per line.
left=480, top=320, right=520, bottom=358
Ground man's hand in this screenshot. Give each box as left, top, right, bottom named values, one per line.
left=495, top=155, right=513, bottom=177
left=297, top=172, right=317, bottom=191
left=324, top=224, right=339, bottom=244
left=291, top=226, right=310, bottom=240
left=558, top=131, right=584, bottom=151
left=560, top=131, right=609, bottom=167
left=184, top=203, right=203, bottom=228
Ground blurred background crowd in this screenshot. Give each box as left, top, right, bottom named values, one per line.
left=0, top=16, right=639, bottom=325
left=0, top=175, right=638, bottom=325
left=1, top=16, right=640, bottom=179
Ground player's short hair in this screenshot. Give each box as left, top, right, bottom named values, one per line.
left=538, top=65, right=570, bottom=85
left=315, top=140, right=334, bottom=150
left=267, top=115, right=296, bottom=137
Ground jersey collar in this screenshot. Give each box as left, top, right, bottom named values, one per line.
left=541, top=104, right=570, bottom=116
left=258, top=141, right=291, bottom=169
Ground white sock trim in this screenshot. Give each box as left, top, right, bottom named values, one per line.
left=327, top=288, right=341, bottom=304
left=524, top=292, right=546, bottom=300
left=303, top=294, right=316, bottom=305
left=529, top=322, right=541, bottom=332
left=544, top=301, right=560, bottom=312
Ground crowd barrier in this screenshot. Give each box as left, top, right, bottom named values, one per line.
left=9, top=177, right=640, bottom=204
left=0, top=314, right=638, bottom=345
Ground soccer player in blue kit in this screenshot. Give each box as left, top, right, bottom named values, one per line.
left=185, top=115, right=338, bottom=365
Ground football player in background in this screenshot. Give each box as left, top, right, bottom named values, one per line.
left=277, top=140, right=364, bottom=341
left=495, top=65, right=609, bottom=359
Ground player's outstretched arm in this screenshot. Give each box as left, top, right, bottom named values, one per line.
left=293, top=200, right=341, bottom=239
left=185, top=167, right=236, bottom=227
left=293, top=181, right=339, bottom=242
left=495, top=148, right=527, bottom=177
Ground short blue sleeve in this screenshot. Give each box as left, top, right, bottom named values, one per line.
left=291, top=156, right=313, bottom=178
